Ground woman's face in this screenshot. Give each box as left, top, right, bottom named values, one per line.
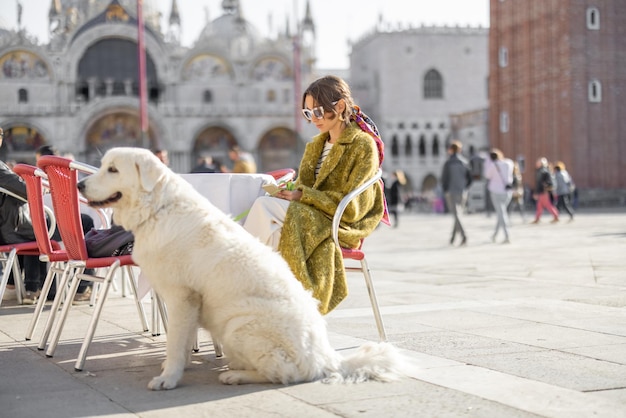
left=302, top=95, right=341, bottom=133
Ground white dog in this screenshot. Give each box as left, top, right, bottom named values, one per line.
left=78, top=147, right=404, bottom=390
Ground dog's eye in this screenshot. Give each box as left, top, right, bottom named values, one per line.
left=108, top=166, right=118, bottom=173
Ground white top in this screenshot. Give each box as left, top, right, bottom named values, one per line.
left=484, top=158, right=514, bottom=193
left=315, top=140, right=334, bottom=177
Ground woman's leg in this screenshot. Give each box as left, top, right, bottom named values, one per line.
left=490, top=193, right=502, bottom=239
left=491, top=192, right=510, bottom=241
left=562, top=195, right=575, bottom=219
left=534, top=194, right=545, bottom=221
left=243, top=196, right=290, bottom=250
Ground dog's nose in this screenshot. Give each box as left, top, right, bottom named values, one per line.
left=77, top=180, right=85, bottom=192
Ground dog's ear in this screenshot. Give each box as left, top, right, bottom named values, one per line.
left=136, top=153, right=166, bottom=192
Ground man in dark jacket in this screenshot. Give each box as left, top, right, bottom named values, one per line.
left=0, top=127, right=47, bottom=303
left=441, top=140, right=472, bottom=246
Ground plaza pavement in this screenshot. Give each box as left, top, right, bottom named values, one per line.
left=1, top=208, right=625, bottom=418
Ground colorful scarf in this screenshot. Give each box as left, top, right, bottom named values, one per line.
left=351, top=106, right=391, bottom=226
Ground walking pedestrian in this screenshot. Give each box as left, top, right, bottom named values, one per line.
left=484, top=149, right=514, bottom=243
left=441, top=140, right=472, bottom=246
left=531, top=157, right=559, bottom=224
left=385, top=170, right=406, bottom=228
left=554, top=161, right=575, bottom=220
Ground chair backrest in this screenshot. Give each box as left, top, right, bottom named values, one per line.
left=12, top=164, right=64, bottom=261
left=37, top=155, right=89, bottom=261
left=331, top=168, right=383, bottom=251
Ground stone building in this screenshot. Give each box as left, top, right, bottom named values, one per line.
left=0, top=0, right=318, bottom=173
left=489, top=0, right=626, bottom=201
left=349, top=24, right=489, bottom=199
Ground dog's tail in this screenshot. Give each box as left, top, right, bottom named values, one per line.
left=324, top=342, right=406, bottom=384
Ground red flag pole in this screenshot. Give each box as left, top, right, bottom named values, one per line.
left=137, top=0, right=149, bottom=149
left=293, top=1, right=302, bottom=140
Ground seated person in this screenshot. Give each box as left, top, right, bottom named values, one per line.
left=243, top=76, right=386, bottom=314
left=228, top=146, right=257, bottom=173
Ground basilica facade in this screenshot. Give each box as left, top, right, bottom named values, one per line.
left=0, top=0, right=318, bottom=172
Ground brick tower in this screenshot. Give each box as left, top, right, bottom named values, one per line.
left=489, top=0, right=626, bottom=193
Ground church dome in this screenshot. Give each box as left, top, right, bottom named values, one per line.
left=196, top=3, right=262, bottom=48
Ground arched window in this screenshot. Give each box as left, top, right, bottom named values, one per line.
left=418, top=135, right=426, bottom=157
left=587, top=7, right=600, bottom=30
left=500, top=111, right=510, bottom=133
left=499, top=47, right=509, bottom=67
left=432, top=135, right=440, bottom=157
left=589, top=79, right=602, bottom=102
left=391, top=134, right=399, bottom=157
left=203, top=89, right=213, bottom=103
left=404, top=135, right=412, bottom=156
left=77, top=38, right=158, bottom=100
left=424, top=69, right=443, bottom=99
left=18, top=88, right=28, bottom=103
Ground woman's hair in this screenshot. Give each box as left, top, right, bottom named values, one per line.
left=394, top=170, right=407, bottom=185
left=489, top=148, right=503, bottom=161
left=302, top=75, right=354, bottom=122
left=36, top=144, right=58, bottom=156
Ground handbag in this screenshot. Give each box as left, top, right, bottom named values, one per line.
left=85, top=224, right=134, bottom=257
left=494, top=162, right=513, bottom=190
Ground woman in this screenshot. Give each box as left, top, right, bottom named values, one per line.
left=532, top=157, right=559, bottom=224
left=507, top=161, right=526, bottom=222
left=386, top=170, right=406, bottom=228
left=554, top=161, right=575, bottom=220
left=483, top=148, right=514, bottom=243
left=243, top=75, right=385, bottom=314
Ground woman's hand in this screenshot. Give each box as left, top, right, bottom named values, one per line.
left=276, top=189, right=302, bottom=201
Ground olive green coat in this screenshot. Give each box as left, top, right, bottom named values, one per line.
left=277, top=122, right=384, bottom=314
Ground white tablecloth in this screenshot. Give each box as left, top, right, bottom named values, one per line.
left=179, top=173, right=275, bottom=223
left=136, top=172, right=276, bottom=298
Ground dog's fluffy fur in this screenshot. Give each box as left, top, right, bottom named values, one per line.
left=78, top=147, right=404, bottom=390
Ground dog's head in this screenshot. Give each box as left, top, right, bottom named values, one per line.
left=78, top=147, right=169, bottom=230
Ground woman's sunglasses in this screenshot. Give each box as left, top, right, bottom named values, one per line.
left=301, top=101, right=338, bottom=121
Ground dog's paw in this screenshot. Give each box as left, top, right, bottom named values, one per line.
left=147, top=375, right=179, bottom=391
left=219, top=371, right=244, bottom=385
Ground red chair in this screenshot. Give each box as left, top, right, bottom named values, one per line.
left=37, top=155, right=147, bottom=371
left=0, top=184, right=58, bottom=307
left=266, top=168, right=296, bottom=184
left=12, top=164, right=70, bottom=344
left=331, top=168, right=387, bottom=342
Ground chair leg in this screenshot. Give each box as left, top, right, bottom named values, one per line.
left=37, top=264, right=74, bottom=350
left=0, top=250, right=16, bottom=306
left=359, top=257, right=388, bottom=342
left=75, top=261, right=119, bottom=371
left=214, top=337, right=223, bottom=358
left=25, top=261, right=63, bottom=341
left=124, top=266, right=149, bottom=332
left=121, top=268, right=127, bottom=297
left=153, top=292, right=222, bottom=357
left=11, top=252, right=24, bottom=305
left=151, top=290, right=162, bottom=336
left=45, top=265, right=84, bottom=357
left=156, top=292, right=168, bottom=334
